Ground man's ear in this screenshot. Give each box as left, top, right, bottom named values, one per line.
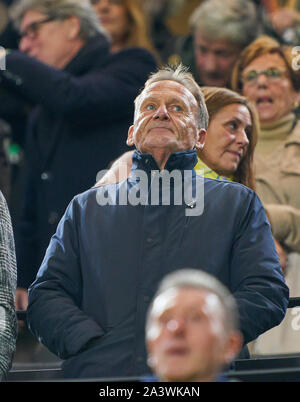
left=127, top=125, right=135, bottom=147
left=195, top=128, right=206, bottom=151
left=66, top=16, right=81, bottom=40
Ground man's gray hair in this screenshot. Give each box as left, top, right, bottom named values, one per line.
left=190, top=0, right=258, bottom=47
left=10, top=0, right=107, bottom=41
left=135, top=64, right=209, bottom=130
left=146, top=268, right=240, bottom=339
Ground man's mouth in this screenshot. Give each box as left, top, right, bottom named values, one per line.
left=165, top=345, right=189, bottom=356
left=148, top=126, right=173, bottom=133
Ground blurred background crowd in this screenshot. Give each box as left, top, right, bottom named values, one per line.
left=0, top=0, right=300, bottom=372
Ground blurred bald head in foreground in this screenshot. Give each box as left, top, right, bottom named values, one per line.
left=146, top=269, right=243, bottom=382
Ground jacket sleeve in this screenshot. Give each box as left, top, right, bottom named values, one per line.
left=230, top=191, right=289, bottom=344
left=264, top=203, right=300, bottom=253
left=0, top=191, right=17, bottom=380
left=1, top=47, right=157, bottom=121
left=27, top=197, right=105, bottom=360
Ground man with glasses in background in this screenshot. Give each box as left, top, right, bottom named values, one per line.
left=0, top=0, right=156, bottom=314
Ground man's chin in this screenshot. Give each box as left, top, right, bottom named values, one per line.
left=159, top=367, right=199, bottom=382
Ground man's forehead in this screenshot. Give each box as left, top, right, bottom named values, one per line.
left=153, top=287, right=221, bottom=317
left=194, top=30, right=240, bottom=52
left=21, top=9, right=45, bottom=28
left=142, top=80, right=198, bottom=105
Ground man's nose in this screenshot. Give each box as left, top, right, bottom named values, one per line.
left=153, top=105, right=170, bottom=120
left=166, top=319, right=185, bottom=335
left=19, top=37, right=31, bottom=54
left=203, top=53, right=218, bottom=72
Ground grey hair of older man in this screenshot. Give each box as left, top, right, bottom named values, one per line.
left=190, top=0, right=258, bottom=47
left=10, top=0, right=108, bottom=41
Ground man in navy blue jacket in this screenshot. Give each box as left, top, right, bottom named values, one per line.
left=0, top=0, right=157, bottom=310
left=27, top=64, right=289, bottom=380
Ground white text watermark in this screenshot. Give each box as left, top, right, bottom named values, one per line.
left=95, top=166, right=204, bottom=217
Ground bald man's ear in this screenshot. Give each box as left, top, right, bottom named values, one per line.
left=195, top=128, right=206, bottom=151
left=127, top=125, right=135, bottom=147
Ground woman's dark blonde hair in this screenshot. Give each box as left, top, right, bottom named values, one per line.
left=231, top=35, right=300, bottom=92
left=116, top=0, right=158, bottom=59
left=200, top=86, right=258, bottom=190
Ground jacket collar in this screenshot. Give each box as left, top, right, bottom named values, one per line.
left=131, top=149, right=198, bottom=174
left=64, top=33, right=110, bottom=75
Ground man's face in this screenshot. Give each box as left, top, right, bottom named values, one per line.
left=19, top=10, right=81, bottom=69
left=147, top=287, right=240, bottom=382
left=194, top=30, right=242, bottom=87
left=127, top=80, right=205, bottom=156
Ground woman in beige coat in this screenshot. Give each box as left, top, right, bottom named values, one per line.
left=232, top=35, right=300, bottom=355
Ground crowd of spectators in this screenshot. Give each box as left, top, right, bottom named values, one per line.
left=0, top=0, right=299, bottom=381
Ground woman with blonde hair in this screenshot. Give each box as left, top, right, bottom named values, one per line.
left=91, top=0, right=158, bottom=58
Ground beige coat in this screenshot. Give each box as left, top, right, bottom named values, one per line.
left=250, top=119, right=300, bottom=355
left=255, top=120, right=300, bottom=253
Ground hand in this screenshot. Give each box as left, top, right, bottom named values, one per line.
left=274, top=238, right=288, bottom=273
left=15, top=288, right=28, bottom=332
left=95, top=151, right=133, bottom=187
left=15, top=287, right=28, bottom=311
left=270, top=8, right=300, bottom=34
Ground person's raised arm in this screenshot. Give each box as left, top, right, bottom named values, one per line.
left=1, top=46, right=156, bottom=122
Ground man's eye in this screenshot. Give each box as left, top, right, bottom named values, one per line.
left=146, top=104, right=155, bottom=111
left=188, top=313, right=203, bottom=323
left=215, top=51, right=231, bottom=58
left=197, top=46, right=207, bottom=54
left=172, top=105, right=182, bottom=112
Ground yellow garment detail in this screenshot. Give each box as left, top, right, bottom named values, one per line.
left=194, top=158, right=233, bottom=181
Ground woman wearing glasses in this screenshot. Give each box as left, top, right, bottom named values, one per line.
left=232, top=35, right=300, bottom=355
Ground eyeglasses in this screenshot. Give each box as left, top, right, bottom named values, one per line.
left=19, top=16, right=56, bottom=40
left=242, top=67, right=289, bottom=85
